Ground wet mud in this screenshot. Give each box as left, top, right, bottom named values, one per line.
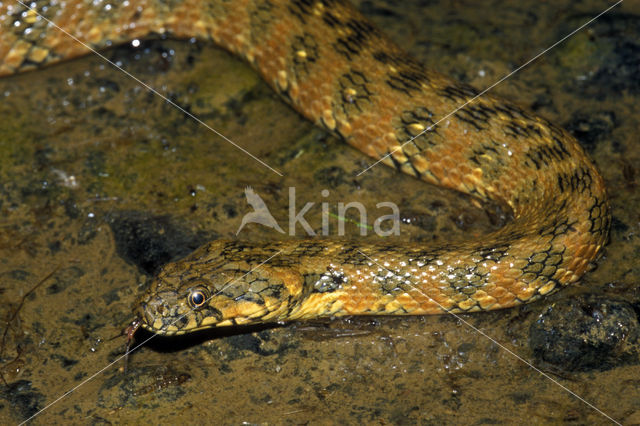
left=1, top=0, right=639, bottom=424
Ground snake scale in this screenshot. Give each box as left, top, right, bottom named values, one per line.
left=0, top=0, right=610, bottom=335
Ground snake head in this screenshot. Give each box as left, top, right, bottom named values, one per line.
left=135, top=241, right=295, bottom=335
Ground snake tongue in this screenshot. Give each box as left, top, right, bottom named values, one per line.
left=123, top=317, right=142, bottom=373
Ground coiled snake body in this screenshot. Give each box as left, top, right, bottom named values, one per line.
left=0, top=1, right=610, bottom=335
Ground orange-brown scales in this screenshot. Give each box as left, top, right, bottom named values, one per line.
left=0, top=0, right=610, bottom=335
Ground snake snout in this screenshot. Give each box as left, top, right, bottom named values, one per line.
left=147, top=294, right=167, bottom=314
left=140, top=291, right=179, bottom=326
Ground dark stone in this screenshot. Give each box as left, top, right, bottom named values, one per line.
left=313, top=166, right=347, bottom=188
left=220, top=329, right=295, bottom=359
left=564, top=111, right=616, bottom=153
left=401, top=210, right=436, bottom=232
left=590, top=38, right=640, bottom=96
left=222, top=203, right=237, bottom=218
left=529, top=295, right=640, bottom=371
left=566, top=13, right=640, bottom=97
left=1, top=380, right=45, bottom=421
left=610, top=216, right=629, bottom=234
left=107, top=210, right=212, bottom=275
left=51, top=353, right=80, bottom=370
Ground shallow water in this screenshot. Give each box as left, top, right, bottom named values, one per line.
left=1, top=0, right=639, bottom=424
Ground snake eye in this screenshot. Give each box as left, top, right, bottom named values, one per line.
left=187, top=286, right=210, bottom=309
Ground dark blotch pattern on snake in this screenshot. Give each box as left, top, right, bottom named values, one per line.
left=0, top=0, right=610, bottom=334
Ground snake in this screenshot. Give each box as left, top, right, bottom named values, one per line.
left=1, top=0, right=610, bottom=336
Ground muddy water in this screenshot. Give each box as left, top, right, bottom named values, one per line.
left=1, top=0, right=639, bottom=424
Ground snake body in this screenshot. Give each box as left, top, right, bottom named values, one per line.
left=1, top=1, right=610, bottom=335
